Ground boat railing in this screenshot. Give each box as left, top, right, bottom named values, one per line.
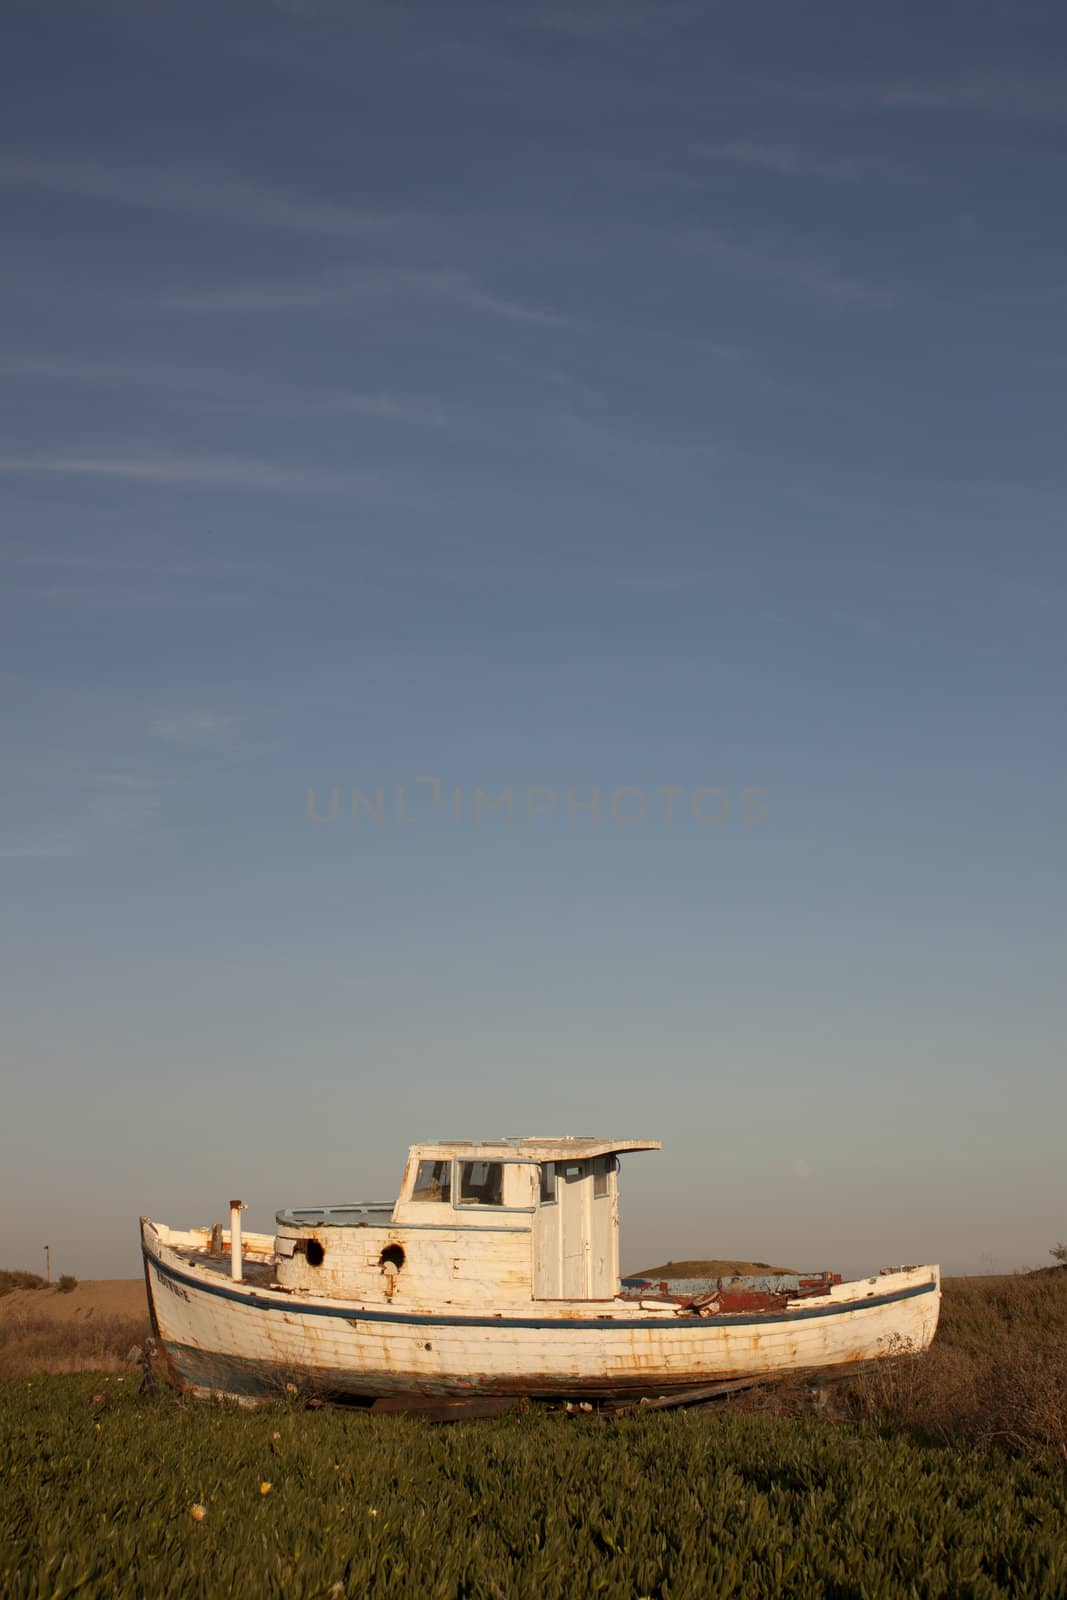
left=275, top=1203, right=395, bottom=1227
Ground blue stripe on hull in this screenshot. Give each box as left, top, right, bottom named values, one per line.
left=143, top=1246, right=936, bottom=1331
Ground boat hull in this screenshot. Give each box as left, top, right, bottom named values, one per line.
left=141, top=1220, right=941, bottom=1403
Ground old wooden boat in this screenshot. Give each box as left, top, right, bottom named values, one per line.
left=140, top=1138, right=941, bottom=1404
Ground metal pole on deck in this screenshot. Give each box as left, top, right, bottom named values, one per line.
left=230, top=1200, right=247, bottom=1282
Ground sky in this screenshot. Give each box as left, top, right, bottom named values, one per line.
left=1, top=0, right=1065, bottom=1281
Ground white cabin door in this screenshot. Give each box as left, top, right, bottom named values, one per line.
left=588, top=1156, right=618, bottom=1297
left=532, top=1159, right=617, bottom=1299
left=532, top=1162, right=562, bottom=1299
left=533, top=1160, right=591, bottom=1298
left=559, top=1165, right=590, bottom=1298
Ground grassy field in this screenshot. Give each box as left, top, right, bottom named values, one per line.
left=3, top=1374, right=1067, bottom=1599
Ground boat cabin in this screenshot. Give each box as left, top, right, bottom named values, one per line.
left=272, top=1138, right=660, bottom=1307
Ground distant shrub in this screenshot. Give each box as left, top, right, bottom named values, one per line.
left=1051, top=1242, right=1067, bottom=1264
left=0, top=1270, right=46, bottom=1297
left=847, top=1272, right=1067, bottom=1460
left=57, top=1275, right=78, bottom=1294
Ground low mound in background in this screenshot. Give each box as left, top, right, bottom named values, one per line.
left=630, top=1259, right=797, bottom=1279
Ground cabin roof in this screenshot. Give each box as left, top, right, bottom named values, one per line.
left=410, top=1137, right=661, bottom=1162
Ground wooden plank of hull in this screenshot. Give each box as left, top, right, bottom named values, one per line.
left=142, top=1225, right=940, bottom=1404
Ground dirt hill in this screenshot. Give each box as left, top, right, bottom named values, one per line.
left=630, top=1259, right=797, bottom=1279
left=0, top=1279, right=147, bottom=1322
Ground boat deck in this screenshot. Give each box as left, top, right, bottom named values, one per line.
left=168, top=1242, right=277, bottom=1288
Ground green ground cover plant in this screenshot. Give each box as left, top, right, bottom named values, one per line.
left=3, top=1375, right=1066, bottom=1599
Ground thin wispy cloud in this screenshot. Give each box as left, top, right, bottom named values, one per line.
left=3, top=532, right=284, bottom=616
left=3, top=581, right=258, bottom=613
left=523, top=0, right=703, bottom=38
left=87, top=774, right=164, bottom=828
left=91, top=773, right=164, bottom=792
left=162, top=266, right=564, bottom=324
left=822, top=607, right=1037, bottom=662
left=877, top=68, right=1067, bottom=123
left=206, top=386, right=445, bottom=426
left=617, top=572, right=707, bottom=595
left=236, top=14, right=637, bottom=120
left=0, top=825, right=79, bottom=864
left=502, top=212, right=893, bottom=312
left=0, top=776, right=162, bottom=866
left=705, top=139, right=916, bottom=184
left=0, top=449, right=396, bottom=501
left=2, top=528, right=264, bottom=614
left=150, top=710, right=238, bottom=749
left=0, top=153, right=400, bottom=235
left=3, top=540, right=249, bottom=581
left=693, top=230, right=895, bottom=309
left=736, top=62, right=1067, bottom=127
left=561, top=412, right=718, bottom=470
left=0, top=353, right=445, bottom=426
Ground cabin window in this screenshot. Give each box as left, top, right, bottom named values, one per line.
left=411, top=1159, right=452, bottom=1203
left=539, top=1163, right=557, bottom=1204
left=457, top=1160, right=504, bottom=1206
left=593, top=1157, right=613, bottom=1198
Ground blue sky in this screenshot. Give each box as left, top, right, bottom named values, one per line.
left=2, top=0, right=1065, bottom=1279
